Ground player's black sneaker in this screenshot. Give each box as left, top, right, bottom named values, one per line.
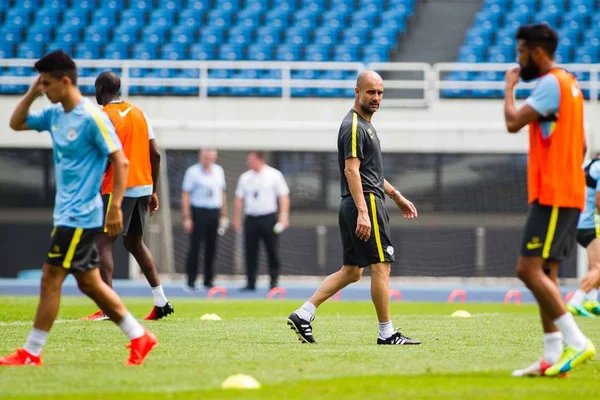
left=377, top=330, right=422, bottom=345
left=144, top=302, right=174, bottom=321
left=287, top=312, right=315, bottom=343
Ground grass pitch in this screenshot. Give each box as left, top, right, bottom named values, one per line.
left=0, top=296, right=599, bottom=399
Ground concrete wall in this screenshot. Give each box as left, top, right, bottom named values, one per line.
left=3, top=96, right=598, bottom=152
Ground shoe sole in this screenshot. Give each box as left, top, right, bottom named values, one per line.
left=286, top=318, right=313, bottom=344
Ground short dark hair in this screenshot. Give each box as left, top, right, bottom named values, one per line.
left=249, top=151, right=266, bottom=161
left=95, top=71, right=120, bottom=94
left=516, top=24, right=558, bottom=57
left=34, top=50, right=78, bottom=85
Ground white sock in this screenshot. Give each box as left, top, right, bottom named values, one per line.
left=587, top=288, right=599, bottom=302
left=543, top=331, right=563, bottom=364
left=570, top=289, right=586, bottom=307
left=378, top=321, right=395, bottom=339
left=151, top=285, right=168, bottom=307
left=295, top=301, right=316, bottom=321
left=118, top=312, right=145, bottom=340
left=22, top=328, right=48, bottom=357
left=553, top=312, right=588, bottom=351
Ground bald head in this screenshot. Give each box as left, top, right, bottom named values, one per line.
left=354, top=71, right=384, bottom=119
left=95, top=71, right=121, bottom=106
left=199, top=149, right=217, bottom=169
left=356, top=70, right=383, bottom=89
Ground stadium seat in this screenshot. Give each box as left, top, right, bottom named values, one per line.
left=0, top=0, right=418, bottom=97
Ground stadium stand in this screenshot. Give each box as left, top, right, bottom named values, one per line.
left=446, top=0, right=599, bottom=99
left=0, top=0, right=415, bottom=96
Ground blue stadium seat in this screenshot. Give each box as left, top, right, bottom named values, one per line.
left=159, top=0, right=183, bottom=9
left=34, top=9, right=61, bottom=28
left=84, top=25, right=111, bottom=44
left=229, top=25, right=254, bottom=45
left=199, top=26, right=225, bottom=45
left=91, top=10, right=116, bottom=29
left=343, top=28, right=369, bottom=45
left=141, top=25, right=169, bottom=45
left=315, top=70, right=346, bottom=97
left=64, top=8, right=90, bottom=24
left=276, top=44, right=301, bottom=61
left=179, top=8, right=206, bottom=26
left=257, top=70, right=282, bottom=97
left=43, top=0, right=68, bottom=9
left=333, top=45, right=359, bottom=62
left=264, top=9, right=291, bottom=28
left=0, top=44, right=15, bottom=59
left=150, top=9, right=176, bottom=27
left=314, top=27, right=340, bottom=45
left=351, top=9, right=379, bottom=27
left=17, top=43, right=43, bottom=59
left=575, top=46, right=598, bottom=63
left=230, top=69, right=260, bottom=96
left=104, top=42, right=129, bottom=59
left=539, top=0, right=567, bottom=9
left=207, top=9, right=234, bottom=27
left=247, top=44, right=274, bottom=60
left=47, top=41, right=73, bottom=55
left=75, top=42, right=101, bottom=59
left=26, top=25, right=52, bottom=44
left=132, top=43, right=158, bottom=59
left=161, top=43, right=187, bottom=60
left=291, top=69, right=316, bottom=97
left=0, top=27, right=22, bottom=46
left=208, top=69, right=232, bottom=96
left=363, top=45, right=390, bottom=62
left=285, top=26, right=310, bottom=45
left=457, top=45, right=484, bottom=63
left=190, top=43, right=216, bottom=60
left=534, top=9, right=560, bottom=27
left=305, top=44, right=331, bottom=61
left=71, top=0, right=96, bottom=10
left=142, top=69, right=172, bottom=95
left=171, top=68, right=200, bottom=96
left=131, top=0, right=152, bottom=12
left=171, top=25, right=196, bottom=45
left=186, top=0, right=212, bottom=12
left=114, top=24, right=139, bottom=40
left=120, top=9, right=145, bottom=28
left=219, top=44, right=245, bottom=60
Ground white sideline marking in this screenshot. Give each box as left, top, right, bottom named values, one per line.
left=0, top=318, right=76, bottom=327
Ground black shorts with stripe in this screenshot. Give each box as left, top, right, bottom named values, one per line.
left=339, top=193, right=395, bottom=267
left=102, top=194, right=149, bottom=236
left=46, top=227, right=101, bottom=273
left=577, top=228, right=600, bottom=248
left=520, top=200, right=580, bottom=261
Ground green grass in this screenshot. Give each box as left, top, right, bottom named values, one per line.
left=1, top=296, right=599, bottom=399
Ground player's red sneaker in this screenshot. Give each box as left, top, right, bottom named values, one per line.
left=0, top=348, right=42, bottom=366
left=125, top=330, right=158, bottom=366
left=79, top=310, right=110, bottom=321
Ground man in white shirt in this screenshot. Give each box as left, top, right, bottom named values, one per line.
left=181, top=149, right=228, bottom=291
left=233, top=151, right=290, bottom=290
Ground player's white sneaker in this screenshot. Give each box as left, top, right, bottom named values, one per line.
left=511, top=358, right=552, bottom=377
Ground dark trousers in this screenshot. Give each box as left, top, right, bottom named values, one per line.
left=186, top=207, right=220, bottom=287
left=244, top=213, right=280, bottom=288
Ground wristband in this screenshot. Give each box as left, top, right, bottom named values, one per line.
left=389, top=189, right=400, bottom=199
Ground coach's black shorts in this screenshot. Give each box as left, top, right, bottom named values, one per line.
left=46, top=227, right=101, bottom=272
left=102, top=194, right=149, bottom=236
left=520, top=200, right=580, bottom=261
left=339, top=193, right=395, bottom=267
left=577, top=228, right=600, bottom=248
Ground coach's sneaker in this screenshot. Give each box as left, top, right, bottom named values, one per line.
left=79, top=310, right=110, bottom=321
left=143, top=302, right=174, bottom=321
left=511, top=358, right=553, bottom=377
left=567, top=303, right=596, bottom=318
left=377, top=330, right=422, bottom=345
left=125, top=330, right=158, bottom=366
left=0, top=348, right=42, bottom=366
left=583, top=300, right=600, bottom=315
left=287, top=312, right=315, bottom=343
left=545, top=340, right=596, bottom=376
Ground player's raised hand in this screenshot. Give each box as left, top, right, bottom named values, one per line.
left=504, top=67, right=521, bottom=88
left=28, top=76, right=43, bottom=97
left=105, top=205, right=124, bottom=236
left=148, top=193, right=159, bottom=216
left=356, top=211, right=371, bottom=241
left=394, top=195, right=418, bottom=219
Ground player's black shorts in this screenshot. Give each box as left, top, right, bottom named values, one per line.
left=45, top=226, right=101, bottom=273
left=577, top=228, right=600, bottom=248
left=520, top=200, right=580, bottom=261
left=339, top=193, right=395, bottom=267
left=102, top=194, right=149, bottom=236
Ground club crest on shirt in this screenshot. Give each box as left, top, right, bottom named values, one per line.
left=66, top=128, right=78, bottom=141
left=367, top=128, right=374, bottom=139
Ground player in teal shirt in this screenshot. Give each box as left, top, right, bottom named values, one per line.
left=0, top=51, right=157, bottom=367
left=567, top=153, right=600, bottom=317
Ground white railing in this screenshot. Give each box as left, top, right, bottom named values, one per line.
left=1, top=59, right=599, bottom=105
